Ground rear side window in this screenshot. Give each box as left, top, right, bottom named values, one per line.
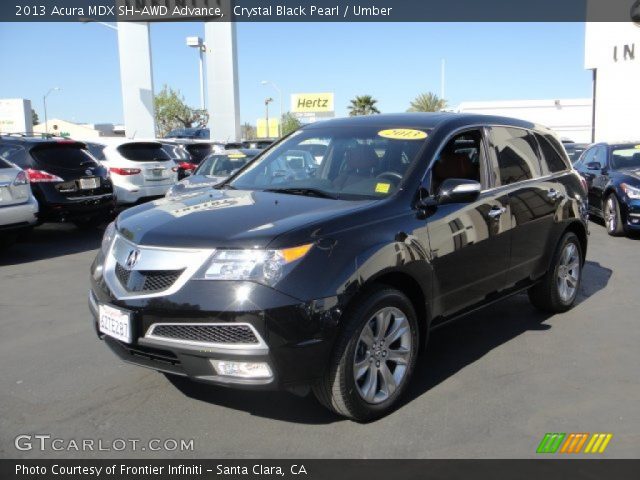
left=535, top=133, right=570, bottom=173
left=86, top=143, right=106, bottom=161
left=489, top=127, right=541, bottom=186
left=30, top=144, right=98, bottom=169
left=0, top=158, right=12, bottom=168
left=117, top=143, right=170, bottom=162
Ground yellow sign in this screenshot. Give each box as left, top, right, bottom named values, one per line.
left=291, top=93, right=335, bottom=113
left=375, top=183, right=391, bottom=194
left=257, top=118, right=279, bottom=138
left=378, top=129, right=428, bottom=140
left=228, top=153, right=247, bottom=159
left=635, top=145, right=640, bottom=149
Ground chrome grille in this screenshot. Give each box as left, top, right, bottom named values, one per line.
left=115, top=263, right=184, bottom=293
left=149, top=324, right=260, bottom=345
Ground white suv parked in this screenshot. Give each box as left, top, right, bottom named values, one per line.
left=88, top=140, right=178, bottom=205
left=0, top=157, right=38, bottom=247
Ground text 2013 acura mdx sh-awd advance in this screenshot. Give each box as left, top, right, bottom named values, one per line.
left=90, top=113, right=588, bottom=421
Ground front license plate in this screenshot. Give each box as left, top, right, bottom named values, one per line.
left=79, top=177, right=99, bottom=189
left=99, top=304, right=132, bottom=343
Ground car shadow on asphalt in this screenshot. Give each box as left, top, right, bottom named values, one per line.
left=167, top=260, right=612, bottom=425
left=0, top=223, right=105, bottom=266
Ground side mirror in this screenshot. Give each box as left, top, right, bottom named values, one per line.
left=436, top=178, right=481, bottom=205
left=586, top=162, right=601, bottom=171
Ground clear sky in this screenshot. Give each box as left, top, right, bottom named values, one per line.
left=0, top=22, right=592, bottom=126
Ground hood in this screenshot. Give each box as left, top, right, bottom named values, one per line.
left=117, top=189, right=375, bottom=249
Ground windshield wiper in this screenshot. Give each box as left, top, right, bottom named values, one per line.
left=263, top=187, right=339, bottom=199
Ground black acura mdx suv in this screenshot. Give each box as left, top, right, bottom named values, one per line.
left=90, top=113, right=588, bottom=421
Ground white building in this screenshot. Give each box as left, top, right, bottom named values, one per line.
left=457, top=99, right=593, bottom=143
left=0, top=99, right=33, bottom=134
left=33, top=119, right=123, bottom=138
left=585, top=22, right=640, bottom=143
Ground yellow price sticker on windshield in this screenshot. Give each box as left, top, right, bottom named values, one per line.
left=635, top=145, right=640, bottom=149
left=228, top=153, right=247, bottom=158
left=378, top=129, right=428, bottom=140
left=375, top=182, right=391, bottom=194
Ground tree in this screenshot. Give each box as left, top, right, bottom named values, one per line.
left=281, top=112, right=302, bottom=136
left=31, top=109, right=39, bottom=126
left=154, top=85, right=209, bottom=137
left=347, top=95, right=380, bottom=116
left=242, top=122, right=257, bottom=140
left=407, top=92, right=448, bottom=112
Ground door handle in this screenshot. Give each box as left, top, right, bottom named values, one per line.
left=487, top=206, right=506, bottom=219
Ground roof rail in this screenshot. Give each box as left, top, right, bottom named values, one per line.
left=0, top=132, right=58, bottom=139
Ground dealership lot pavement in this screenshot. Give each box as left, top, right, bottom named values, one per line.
left=0, top=223, right=638, bottom=459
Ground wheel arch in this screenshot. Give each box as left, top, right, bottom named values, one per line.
left=564, top=220, right=588, bottom=265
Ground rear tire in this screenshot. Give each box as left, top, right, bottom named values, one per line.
left=604, top=194, right=625, bottom=236
left=313, top=286, right=419, bottom=422
left=528, top=232, right=583, bottom=313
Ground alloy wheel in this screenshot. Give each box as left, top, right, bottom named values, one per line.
left=353, top=307, right=412, bottom=404
left=556, top=243, right=580, bottom=302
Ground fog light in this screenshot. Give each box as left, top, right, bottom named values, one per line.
left=211, top=360, right=273, bottom=379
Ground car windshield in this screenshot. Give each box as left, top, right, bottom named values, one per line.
left=228, top=126, right=429, bottom=200
left=196, top=153, right=255, bottom=177
left=611, top=146, right=640, bottom=170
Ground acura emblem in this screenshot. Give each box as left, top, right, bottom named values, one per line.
left=125, top=249, right=141, bottom=269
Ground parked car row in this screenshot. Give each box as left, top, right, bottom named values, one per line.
left=0, top=134, right=272, bottom=248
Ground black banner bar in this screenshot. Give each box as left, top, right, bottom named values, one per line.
left=3, top=0, right=640, bottom=22
left=1, top=460, right=639, bottom=480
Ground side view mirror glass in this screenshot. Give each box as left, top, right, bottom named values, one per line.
left=436, top=178, right=482, bottom=205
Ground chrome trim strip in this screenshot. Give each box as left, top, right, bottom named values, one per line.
left=145, top=322, right=268, bottom=350
left=102, top=233, right=214, bottom=300
left=66, top=193, right=114, bottom=201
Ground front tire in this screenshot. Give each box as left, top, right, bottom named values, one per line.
left=313, top=286, right=419, bottom=422
left=604, top=194, right=625, bottom=236
left=528, top=232, right=583, bottom=313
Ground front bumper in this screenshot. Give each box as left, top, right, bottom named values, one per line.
left=624, top=199, right=640, bottom=230
left=89, top=275, right=341, bottom=390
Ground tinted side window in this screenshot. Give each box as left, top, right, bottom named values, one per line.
left=117, top=143, right=170, bottom=162
left=0, top=144, right=27, bottom=168
left=593, top=146, right=608, bottom=168
left=536, top=134, right=570, bottom=173
left=575, top=147, right=595, bottom=169
left=490, top=127, right=541, bottom=185
left=0, top=157, right=12, bottom=168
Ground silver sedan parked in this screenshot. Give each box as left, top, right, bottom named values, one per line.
left=0, top=157, right=38, bottom=248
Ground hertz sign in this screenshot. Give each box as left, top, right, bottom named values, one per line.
left=291, top=93, right=335, bottom=114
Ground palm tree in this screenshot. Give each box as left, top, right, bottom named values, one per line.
left=348, top=95, right=381, bottom=116
left=407, top=92, right=448, bottom=112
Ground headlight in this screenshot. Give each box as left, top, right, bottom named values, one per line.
left=621, top=183, right=640, bottom=199
left=101, top=221, right=117, bottom=255
left=201, top=244, right=313, bottom=286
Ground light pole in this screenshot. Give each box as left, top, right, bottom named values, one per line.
left=43, top=87, right=61, bottom=135
left=264, top=97, right=273, bottom=139
left=261, top=80, right=282, bottom=137
left=187, top=36, right=206, bottom=110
